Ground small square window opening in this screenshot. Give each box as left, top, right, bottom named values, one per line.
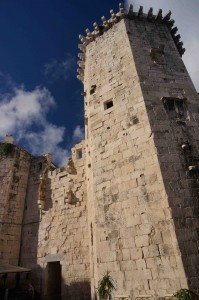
left=104, top=99, right=113, bottom=110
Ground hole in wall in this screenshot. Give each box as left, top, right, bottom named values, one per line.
left=90, top=85, right=96, bottom=95
left=104, top=99, right=113, bottom=110
left=76, top=149, right=83, bottom=159
left=45, top=261, right=61, bottom=299
left=162, top=97, right=187, bottom=122
left=91, top=223, right=93, bottom=246
left=130, top=115, right=139, bottom=125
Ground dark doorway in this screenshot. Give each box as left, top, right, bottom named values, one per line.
left=45, top=261, right=61, bottom=300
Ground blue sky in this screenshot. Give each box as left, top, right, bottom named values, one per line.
left=0, top=0, right=198, bottom=165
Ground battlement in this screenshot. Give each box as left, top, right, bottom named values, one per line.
left=77, top=2, right=185, bottom=82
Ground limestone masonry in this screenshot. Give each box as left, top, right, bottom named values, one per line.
left=0, top=3, right=199, bottom=300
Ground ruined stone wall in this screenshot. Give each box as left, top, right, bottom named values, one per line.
left=84, top=18, right=198, bottom=298
left=20, top=141, right=90, bottom=299
left=0, top=144, right=31, bottom=266
left=19, top=155, right=48, bottom=280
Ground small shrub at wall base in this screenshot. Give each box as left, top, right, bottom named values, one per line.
left=173, top=289, right=197, bottom=300
left=97, top=271, right=116, bottom=300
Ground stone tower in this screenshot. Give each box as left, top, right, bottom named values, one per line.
left=78, top=3, right=199, bottom=298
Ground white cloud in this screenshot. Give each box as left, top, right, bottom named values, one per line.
left=72, top=125, right=85, bottom=143
left=44, top=54, right=75, bottom=82
left=0, top=87, right=53, bottom=136
left=0, top=86, right=68, bottom=166
left=24, top=124, right=69, bottom=167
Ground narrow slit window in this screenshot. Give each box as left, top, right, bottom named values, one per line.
left=163, top=98, right=176, bottom=119
left=104, top=99, right=113, bottom=110
left=176, top=100, right=185, bottom=119
left=76, top=149, right=83, bottom=159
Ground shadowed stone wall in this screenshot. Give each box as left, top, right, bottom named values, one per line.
left=0, top=145, right=31, bottom=266
left=20, top=142, right=90, bottom=300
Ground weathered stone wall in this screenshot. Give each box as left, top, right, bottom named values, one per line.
left=20, top=141, right=90, bottom=299
left=0, top=144, right=31, bottom=266
left=19, top=155, right=48, bottom=285
left=126, top=17, right=199, bottom=292
left=84, top=17, right=199, bottom=298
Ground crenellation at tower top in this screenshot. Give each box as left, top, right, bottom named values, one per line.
left=77, top=3, right=185, bottom=82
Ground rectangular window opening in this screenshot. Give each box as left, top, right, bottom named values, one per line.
left=76, top=149, right=83, bottom=159
left=104, top=99, right=113, bottom=110
left=162, top=97, right=187, bottom=121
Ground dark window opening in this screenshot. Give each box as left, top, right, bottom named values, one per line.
left=176, top=100, right=185, bottom=119
left=150, top=45, right=165, bottom=64
left=90, top=85, right=96, bottom=95
left=163, top=99, right=174, bottom=111
left=91, top=223, right=93, bottom=246
left=104, top=99, right=113, bottom=110
left=162, top=97, right=187, bottom=121
left=77, top=149, right=83, bottom=159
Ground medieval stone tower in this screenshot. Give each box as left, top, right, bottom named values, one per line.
left=78, top=2, right=199, bottom=299
left=0, top=2, right=199, bottom=300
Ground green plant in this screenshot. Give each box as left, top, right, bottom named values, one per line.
left=0, top=143, right=14, bottom=157
left=97, top=271, right=116, bottom=300
left=173, top=289, right=197, bottom=300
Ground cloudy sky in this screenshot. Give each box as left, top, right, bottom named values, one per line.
left=0, top=0, right=198, bottom=166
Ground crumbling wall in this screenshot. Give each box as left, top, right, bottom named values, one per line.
left=0, top=144, right=31, bottom=265
left=20, top=141, right=90, bottom=299
left=19, top=155, right=48, bottom=288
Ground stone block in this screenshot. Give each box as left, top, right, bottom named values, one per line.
left=130, top=248, right=143, bottom=260
left=135, top=235, right=149, bottom=247
left=122, top=249, right=131, bottom=261
left=100, top=251, right=116, bottom=263
left=120, top=260, right=136, bottom=271
left=136, top=258, right=146, bottom=270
